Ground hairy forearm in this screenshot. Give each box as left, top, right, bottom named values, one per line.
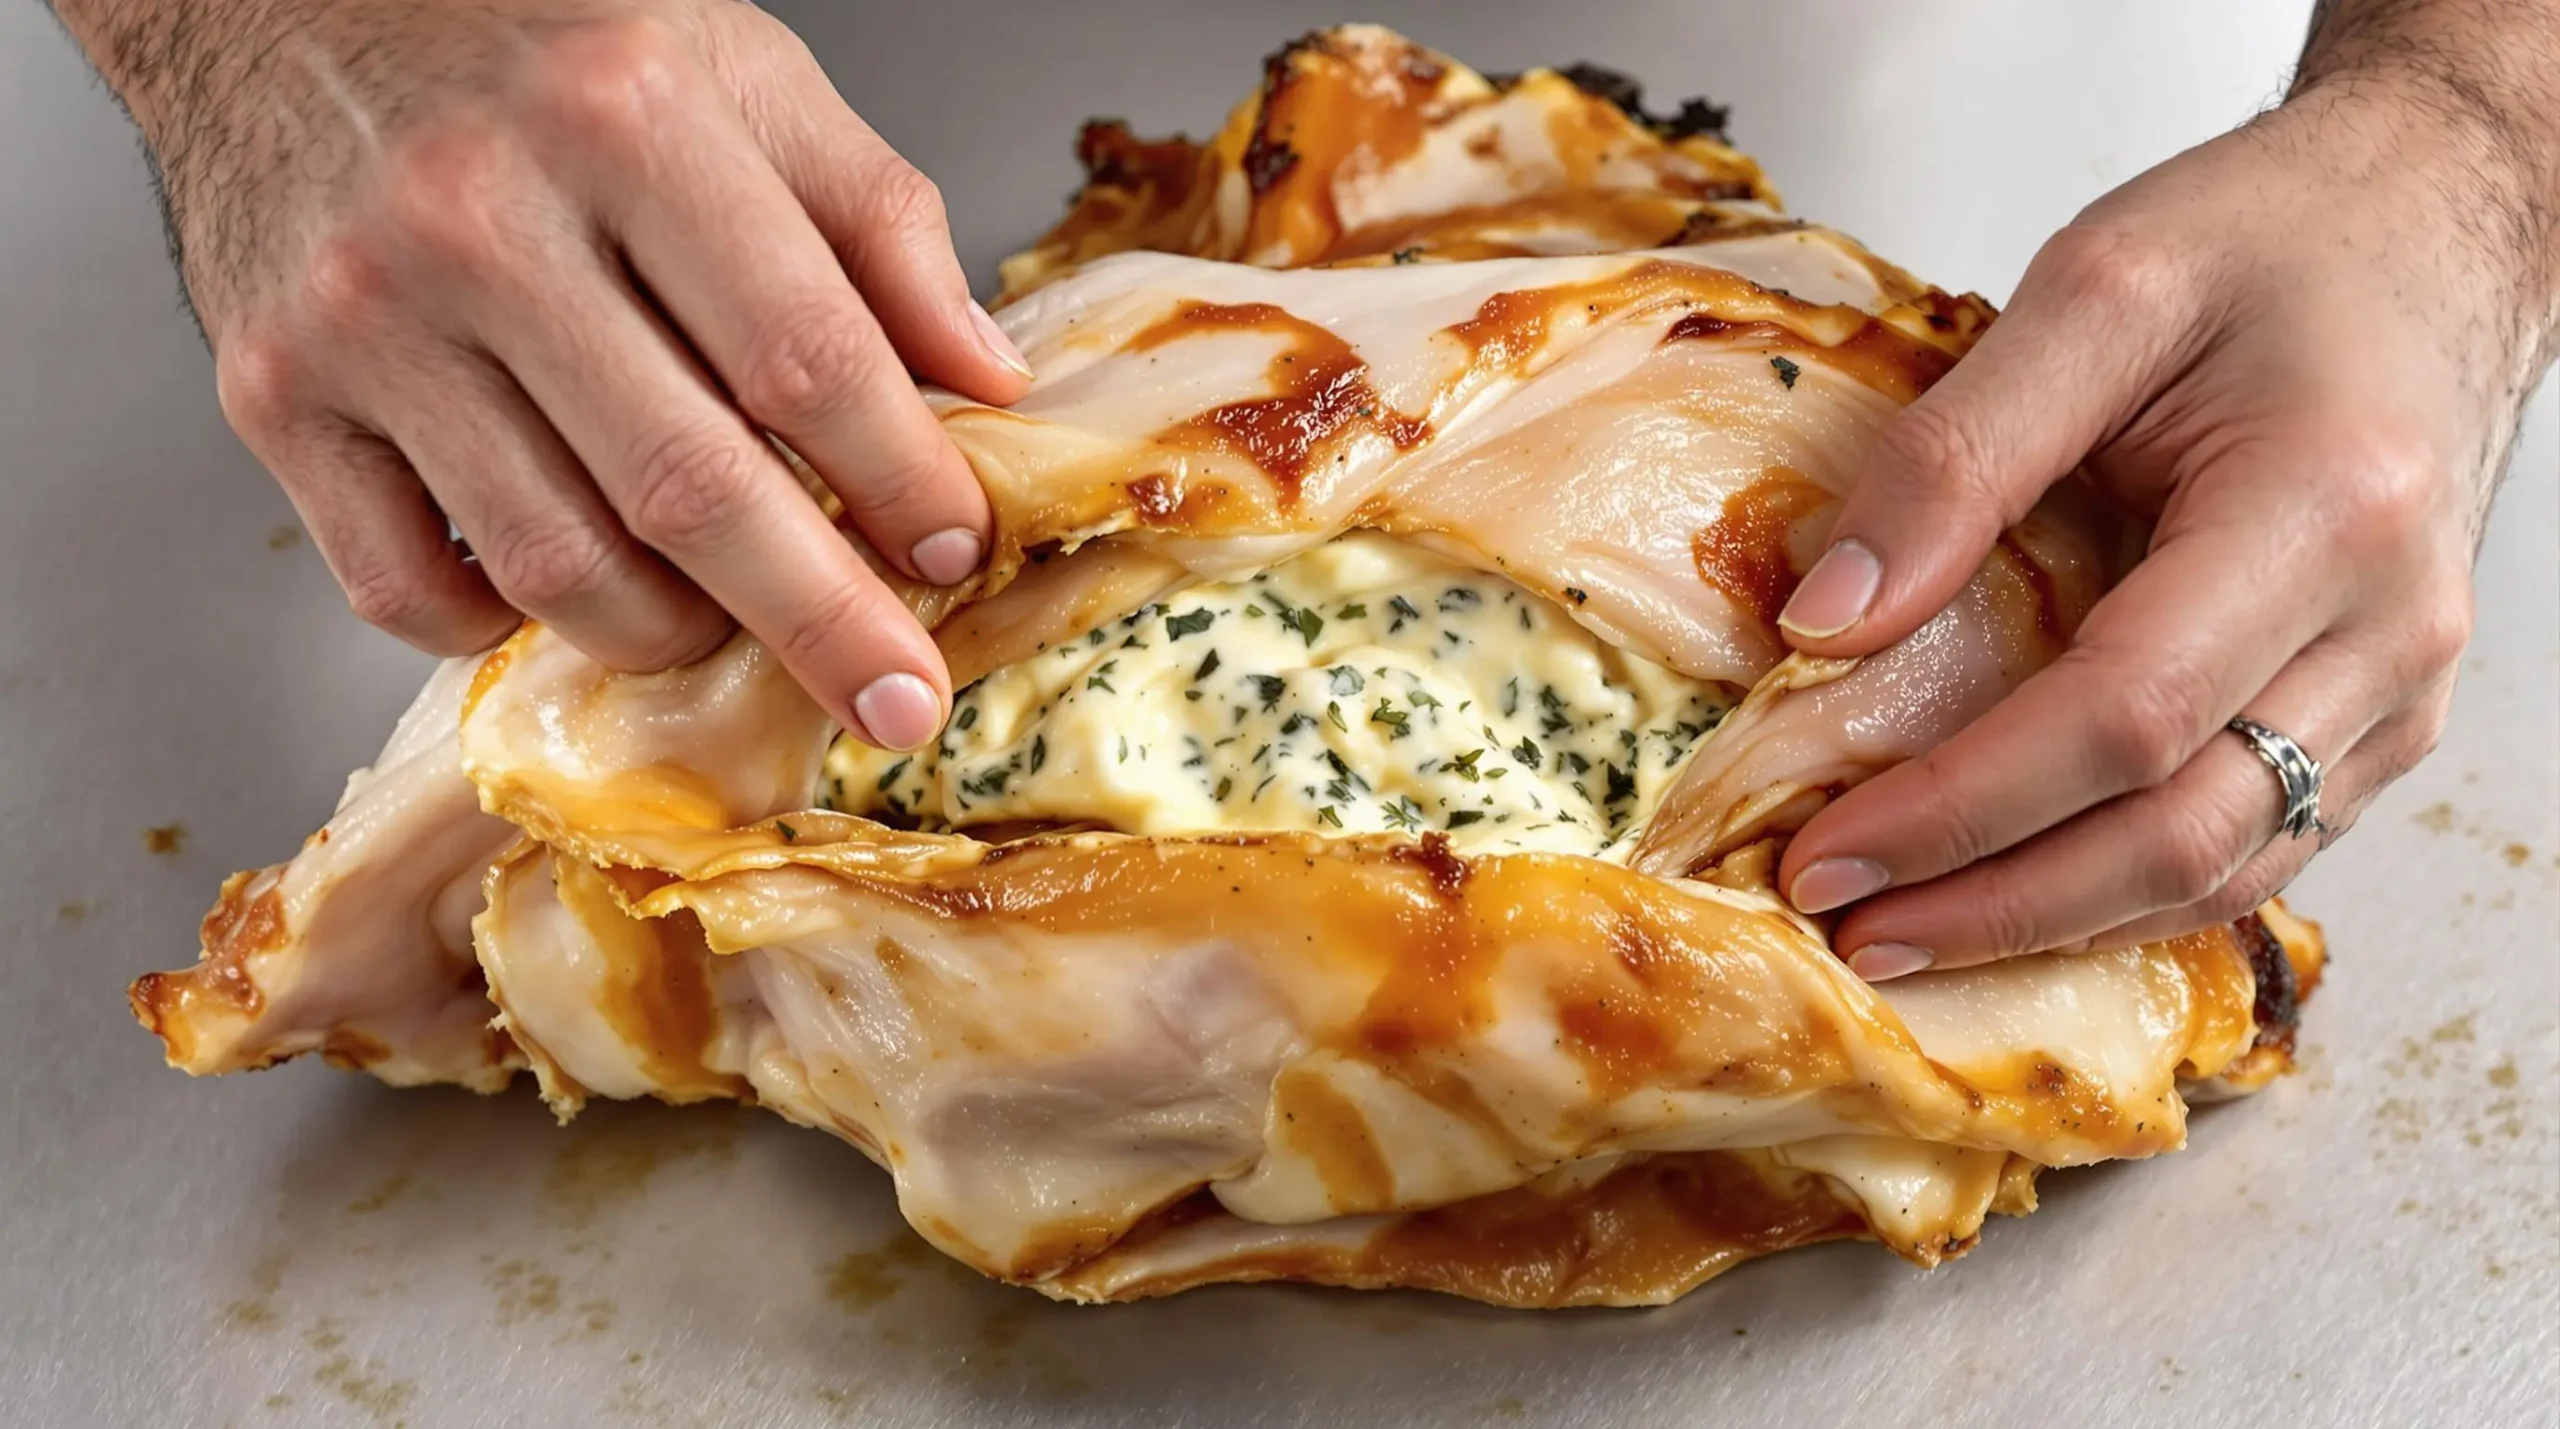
left=47, top=0, right=245, bottom=139
left=2295, top=1, right=2560, bottom=317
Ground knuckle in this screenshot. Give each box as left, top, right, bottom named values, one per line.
left=622, top=606, right=733, bottom=672
left=734, top=301, right=878, bottom=432
left=479, top=520, right=619, bottom=611
left=2085, top=650, right=2217, bottom=788
left=382, top=125, right=519, bottom=270
left=2036, top=224, right=2178, bottom=317
left=625, top=423, right=760, bottom=551
left=862, top=162, right=950, bottom=244
left=340, top=556, right=434, bottom=633
left=1875, top=400, right=2006, bottom=513
left=1901, top=753, right=1999, bottom=874
left=214, top=333, right=302, bottom=445
left=768, top=576, right=878, bottom=675
left=2145, top=798, right=2246, bottom=908
left=297, top=234, right=389, bottom=331
left=1967, top=870, right=2051, bottom=958
left=2323, top=435, right=2442, bottom=554
left=531, top=16, right=689, bottom=149
left=2200, top=860, right=2291, bottom=927
left=2403, top=585, right=2476, bottom=676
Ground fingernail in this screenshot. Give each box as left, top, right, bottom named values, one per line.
left=1845, top=942, right=1935, bottom=982
left=969, top=301, right=1035, bottom=380
left=1790, top=857, right=1890, bottom=914
left=851, top=672, right=943, bottom=751
left=910, top=526, right=985, bottom=586
left=1777, top=539, right=1882, bottom=639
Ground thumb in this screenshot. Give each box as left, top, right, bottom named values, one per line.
left=1778, top=226, right=2196, bottom=656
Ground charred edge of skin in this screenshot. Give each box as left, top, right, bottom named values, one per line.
left=1245, top=31, right=1339, bottom=193
left=1662, top=210, right=1809, bottom=247
left=1486, top=60, right=1734, bottom=145
left=2235, top=912, right=2301, bottom=1054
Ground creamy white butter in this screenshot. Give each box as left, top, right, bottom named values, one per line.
left=822, top=534, right=1731, bottom=859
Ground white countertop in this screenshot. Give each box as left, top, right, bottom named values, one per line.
left=2, top=3, right=2550, bottom=1425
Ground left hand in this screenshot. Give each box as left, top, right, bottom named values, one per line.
left=1772, top=72, right=2556, bottom=980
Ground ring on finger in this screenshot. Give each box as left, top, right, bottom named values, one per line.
left=2225, top=715, right=2329, bottom=840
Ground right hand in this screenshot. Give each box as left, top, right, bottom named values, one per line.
left=136, top=0, right=1030, bottom=749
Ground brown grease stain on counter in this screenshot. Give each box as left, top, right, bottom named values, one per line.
left=822, top=1232, right=940, bottom=1311
left=538, top=1105, right=743, bottom=1231
left=1691, top=466, right=1830, bottom=631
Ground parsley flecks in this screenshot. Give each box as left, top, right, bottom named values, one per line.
left=1381, top=795, right=1423, bottom=831
left=1387, top=595, right=1422, bottom=631
left=1251, top=674, right=1287, bottom=710
left=1371, top=700, right=1411, bottom=738
left=1512, top=736, right=1542, bottom=767
left=1437, top=586, right=1481, bottom=613
left=1449, top=748, right=1485, bottom=782
left=875, top=759, right=911, bottom=792
left=955, top=706, right=979, bottom=731
left=1326, top=700, right=1349, bottom=731
left=1029, top=735, right=1047, bottom=774
left=1166, top=608, right=1217, bottom=640
left=1770, top=355, right=1801, bottom=389
left=1329, top=665, right=1366, bottom=695
left=1446, top=809, right=1485, bottom=829
left=1538, top=685, right=1572, bottom=736
left=1279, top=604, right=1326, bottom=647
left=1317, top=805, right=1343, bottom=828
left=1391, top=246, right=1423, bottom=264
left=1194, top=648, right=1222, bottom=681
left=775, top=820, right=798, bottom=843
left=1563, top=586, right=1589, bottom=605
left=1605, top=762, right=1637, bottom=805
left=1500, top=678, right=1521, bottom=717
left=1337, top=602, right=1368, bottom=619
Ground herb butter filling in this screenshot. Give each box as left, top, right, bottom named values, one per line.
left=821, top=533, right=1733, bottom=860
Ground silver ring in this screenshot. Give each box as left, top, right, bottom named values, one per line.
left=2227, top=716, right=2327, bottom=840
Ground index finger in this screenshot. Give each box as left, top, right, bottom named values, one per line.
left=548, top=37, right=996, bottom=590
left=484, top=259, right=951, bottom=749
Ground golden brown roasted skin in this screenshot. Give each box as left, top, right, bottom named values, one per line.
left=132, top=24, right=2323, bottom=1308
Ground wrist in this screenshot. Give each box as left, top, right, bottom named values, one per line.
left=2287, top=41, right=2560, bottom=346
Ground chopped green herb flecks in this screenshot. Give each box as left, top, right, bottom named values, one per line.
left=814, top=533, right=1731, bottom=860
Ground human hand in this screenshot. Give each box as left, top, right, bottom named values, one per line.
left=1773, top=66, right=2559, bottom=978
left=79, top=0, right=1029, bottom=749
